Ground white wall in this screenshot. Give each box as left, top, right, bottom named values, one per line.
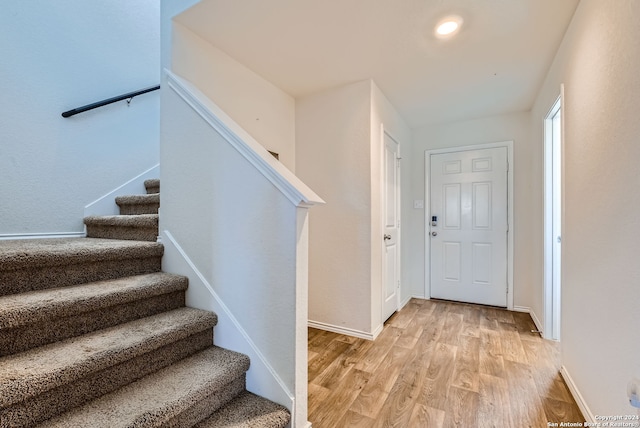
left=0, top=1, right=160, bottom=236
left=297, top=81, right=373, bottom=336
left=531, top=0, right=640, bottom=417
left=407, top=112, right=533, bottom=309
left=297, top=80, right=410, bottom=337
left=171, top=21, right=296, bottom=171
left=161, top=0, right=200, bottom=70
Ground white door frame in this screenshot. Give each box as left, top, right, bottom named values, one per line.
left=543, top=86, right=564, bottom=341
left=424, top=141, right=514, bottom=309
left=381, top=125, right=401, bottom=320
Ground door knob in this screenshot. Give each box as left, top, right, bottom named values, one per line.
left=384, top=234, right=392, bottom=241
left=432, top=231, right=438, bottom=236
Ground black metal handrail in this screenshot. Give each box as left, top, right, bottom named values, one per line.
left=61, top=85, right=160, bottom=118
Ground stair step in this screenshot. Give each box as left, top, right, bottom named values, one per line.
left=0, top=308, right=217, bottom=427
left=115, top=193, right=160, bottom=215
left=196, top=391, right=290, bottom=428
left=84, top=214, right=158, bottom=242
left=0, top=272, right=188, bottom=356
left=0, top=238, right=163, bottom=296
left=144, top=178, right=160, bottom=194
left=34, top=346, right=250, bottom=428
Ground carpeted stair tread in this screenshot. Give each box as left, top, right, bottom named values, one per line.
left=115, top=193, right=159, bottom=205
left=0, top=307, right=217, bottom=408
left=84, top=215, right=158, bottom=242
left=84, top=214, right=158, bottom=227
left=115, top=194, right=160, bottom=215
left=36, top=346, right=250, bottom=428
left=195, top=391, right=290, bottom=428
left=0, top=238, right=163, bottom=296
left=0, top=274, right=189, bottom=357
left=0, top=238, right=163, bottom=272
left=144, top=178, right=160, bottom=194
left=0, top=272, right=188, bottom=329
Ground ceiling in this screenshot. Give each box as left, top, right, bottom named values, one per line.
left=177, top=0, right=580, bottom=128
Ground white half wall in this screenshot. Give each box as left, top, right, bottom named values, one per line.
left=170, top=21, right=296, bottom=171
left=0, top=1, right=160, bottom=236
left=160, top=72, right=321, bottom=426
left=407, top=112, right=533, bottom=311
left=531, top=0, right=640, bottom=417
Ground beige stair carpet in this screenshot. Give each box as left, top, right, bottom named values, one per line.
left=0, top=179, right=290, bottom=428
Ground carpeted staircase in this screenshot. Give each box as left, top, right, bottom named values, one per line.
left=0, top=179, right=290, bottom=428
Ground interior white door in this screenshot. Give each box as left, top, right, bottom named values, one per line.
left=383, top=132, right=400, bottom=320
left=429, top=147, right=508, bottom=307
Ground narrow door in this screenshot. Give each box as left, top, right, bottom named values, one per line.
left=430, top=147, right=508, bottom=307
left=544, top=95, right=562, bottom=340
left=383, top=132, right=400, bottom=320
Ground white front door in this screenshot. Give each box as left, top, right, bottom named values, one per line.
left=429, top=147, right=508, bottom=307
left=383, top=132, right=400, bottom=320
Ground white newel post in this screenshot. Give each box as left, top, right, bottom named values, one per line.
left=295, top=206, right=311, bottom=427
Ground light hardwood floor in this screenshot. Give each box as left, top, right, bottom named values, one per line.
left=308, top=298, right=584, bottom=428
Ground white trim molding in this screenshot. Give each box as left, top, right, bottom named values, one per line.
left=399, top=295, right=413, bottom=310
left=513, top=306, right=544, bottom=335
left=0, top=231, right=85, bottom=241
left=560, top=366, right=596, bottom=424
left=543, top=86, right=565, bottom=342
left=164, top=70, right=323, bottom=208
left=85, top=164, right=160, bottom=217
left=308, top=320, right=383, bottom=341
left=424, top=141, right=515, bottom=310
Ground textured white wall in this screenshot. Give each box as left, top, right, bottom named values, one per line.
left=160, top=84, right=299, bottom=408
left=407, top=112, right=533, bottom=309
left=532, top=0, right=640, bottom=417
left=296, top=81, right=374, bottom=335
left=0, top=1, right=160, bottom=236
left=171, top=22, right=296, bottom=171
left=297, top=80, right=410, bottom=336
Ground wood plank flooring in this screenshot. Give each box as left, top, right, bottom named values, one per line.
left=308, top=298, right=584, bottom=428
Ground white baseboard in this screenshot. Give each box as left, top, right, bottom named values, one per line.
left=308, top=320, right=381, bottom=341
left=0, top=231, right=85, bottom=241
left=560, top=366, right=595, bottom=423
left=84, top=164, right=159, bottom=217
left=399, top=295, right=412, bottom=309
left=513, top=305, right=544, bottom=334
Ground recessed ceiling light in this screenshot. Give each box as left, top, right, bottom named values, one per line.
left=435, top=15, right=463, bottom=38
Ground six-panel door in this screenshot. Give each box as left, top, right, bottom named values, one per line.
left=430, top=147, right=508, bottom=307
